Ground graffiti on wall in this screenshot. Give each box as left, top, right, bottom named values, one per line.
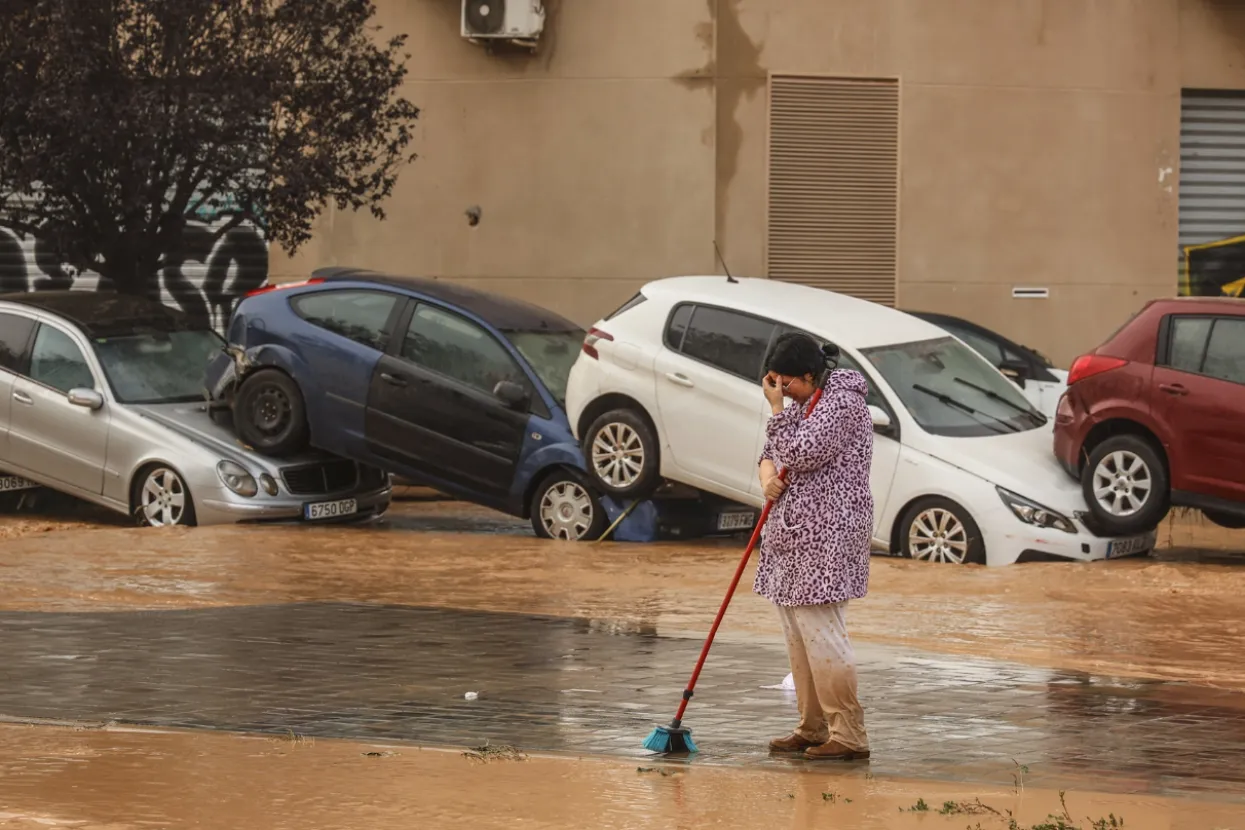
left=1181, top=235, right=1245, bottom=298
left=0, top=219, right=268, bottom=332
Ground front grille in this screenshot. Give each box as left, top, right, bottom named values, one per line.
left=281, top=460, right=359, bottom=496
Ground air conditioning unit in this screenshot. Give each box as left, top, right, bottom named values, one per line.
left=461, top=0, right=545, bottom=46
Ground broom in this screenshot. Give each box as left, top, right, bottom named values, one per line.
left=643, top=384, right=826, bottom=754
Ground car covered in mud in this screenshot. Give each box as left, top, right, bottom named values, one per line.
left=566, top=276, right=1156, bottom=566
left=204, top=268, right=619, bottom=540
left=0, top=291, right=391, bottom=526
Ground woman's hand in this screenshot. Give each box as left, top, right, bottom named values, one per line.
left=762, top=372, right=785, bottom=412
left=762, top=474, right=788, bottom=501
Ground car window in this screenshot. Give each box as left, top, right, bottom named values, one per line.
left=1167, top=316, right=1213, bottom=373
left=29, top=325, right=95, bottom=394
left=1203, top=318, right=1245, bottom=385
left=290, top=289, right=398, bottom=351
left=944, top=324, right=1004, bottom=366
left=402, top=304, right=527, bottom=395
left=0, top=312, right=35, bottom=374
left=680, top=305, right=777, bottom=381
left=665, top=304, right=693, bottom=351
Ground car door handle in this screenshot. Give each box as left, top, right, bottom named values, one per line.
left=380, top=372, right=408, bottom=387
left=12, top=391, right=32, bottom=405
left=1159, top=383, right=1188, bottom=396
left=665, top=372, right=695, bottom=388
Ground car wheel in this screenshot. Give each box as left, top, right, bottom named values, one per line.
left=233, top=368, right=310, bottom=457
left=899, top=497, right=986, bottom=565
left=530, top=471, right=608, bottom=542
left=1203, top=509, right=1245, bottom=530
left=583, top=408, right=660, bottom=499
left=135, top=466, right=197, bottom=528
left=1081, top=435, right=1169, bottom=536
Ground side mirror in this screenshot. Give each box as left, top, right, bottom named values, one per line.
left=493, top=380, right=531, bottom=412
left=999, top=358, right=1030, bottom=388
left=67, top=388, right=104, bottom=410
left=868, top=404, right=891, bottom=430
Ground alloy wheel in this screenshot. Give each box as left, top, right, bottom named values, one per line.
left=539, top=481, right=596, bottom=541
left=909, top=508, right=970, bottom=564
left=590, top=423, right=644, bottom=489
left=1091, top=450, right=1151, bottom=517
left=141, top=468, right=188, bottom=527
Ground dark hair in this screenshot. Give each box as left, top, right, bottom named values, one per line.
left=765, top=332, right=839, bottom=379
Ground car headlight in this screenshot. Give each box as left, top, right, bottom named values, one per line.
left=996, top=487, right=1076, bottom=534
left=217, top=461, right=258, bottom=497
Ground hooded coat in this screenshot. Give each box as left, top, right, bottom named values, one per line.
left=754, top=368, right=874, bottom=606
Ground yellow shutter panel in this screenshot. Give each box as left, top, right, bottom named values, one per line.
left=766, top=75, right=899, bottom=306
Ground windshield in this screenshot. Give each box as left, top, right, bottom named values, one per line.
left=507, top=330, right=584, bottom=404
left=93, top=329, right=225, bottom=404
left=861, top=337, right=1046, bottom=437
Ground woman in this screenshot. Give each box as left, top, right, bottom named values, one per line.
left=756, top=332, right=874, bottom=761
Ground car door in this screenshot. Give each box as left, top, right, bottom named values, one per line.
left=0, top=311, right=36, bottom=462
left=6, top=321, right=110, bottom=494
left=653, top=303, right=776, bottom=500
left=364, top=301, right=531, bottom=502
left=1151, top=313, right=1245, bottom=502
left=768, top=325, right=902, bottom=535
left=287, top=288, right=404, bottom=458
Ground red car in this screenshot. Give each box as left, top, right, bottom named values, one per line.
left=1054, top=297, right=1245, bottom=536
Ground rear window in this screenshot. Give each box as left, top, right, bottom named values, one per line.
left=0, top=311, right=35, bottom=373
left=604, top=292, right=647, bottom=321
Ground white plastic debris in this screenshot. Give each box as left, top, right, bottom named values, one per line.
left=760, top=672, right=797, bottom=691
left=464, top=691, right=479, bottom=700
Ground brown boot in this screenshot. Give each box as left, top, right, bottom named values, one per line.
left=768, top=733, right=820, bottom=753
left=804, top=741, right=870, bottom=761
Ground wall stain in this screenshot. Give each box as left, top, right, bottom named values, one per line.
left=713, top=0, right=766, bottom=267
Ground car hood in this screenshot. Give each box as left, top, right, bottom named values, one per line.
left=916, top=424, right=1085, bottom=512
left=132, top=402, right=327, bottom=473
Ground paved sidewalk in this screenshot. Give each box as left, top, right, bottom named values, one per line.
left=1, top=602, right=1243, bottom=799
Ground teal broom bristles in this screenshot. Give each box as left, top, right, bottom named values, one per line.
left=642, top=723, right=697, bottom=754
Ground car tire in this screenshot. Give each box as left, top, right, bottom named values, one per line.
left=233, top=368, right=310, bottom=457
left=134, top=465, right=197, bottom=528
left=1203, top=509, right=1245, bottom=530
left=898, top=497, right=986, bottom=565
left=582, top=408, right=660, bottom=499
left=530, top=470, right=608, bottom=542
left=1080, top=435, right=1169, bottom=536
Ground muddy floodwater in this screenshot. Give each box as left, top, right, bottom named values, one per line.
left=0, top=723, right=1241, bottom=830
left=2, top=499, right=1244, bottom=690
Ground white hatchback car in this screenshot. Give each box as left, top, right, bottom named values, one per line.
left=565, top=277, right=1154, bottom=566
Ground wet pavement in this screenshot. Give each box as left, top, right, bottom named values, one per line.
left=2, top=495, right=1245, bottom=820
left=3, top=600, right=1245, bottom=800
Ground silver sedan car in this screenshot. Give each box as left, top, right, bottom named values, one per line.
left=0, top=292, right=391, bottom=526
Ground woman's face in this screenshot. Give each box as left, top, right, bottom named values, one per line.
left=773, top=372, right=817, bottom=402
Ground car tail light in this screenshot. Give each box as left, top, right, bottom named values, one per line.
left=245, top=277, right=325, bottom=298
left=582, top=327, right=613, bottom=359
left=1067, top=354, right=1127, bottom=386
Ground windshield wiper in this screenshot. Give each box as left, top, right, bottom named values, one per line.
left=912, top=383, right=1020, bottom=434
left=953, top=376, right=1047, bottom=425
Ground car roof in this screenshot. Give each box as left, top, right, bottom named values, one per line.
left=1145, top=296, right=1245, bottom=311
left=0, top=290, right=200, bottom=337
left=311, top=267, right=582, bottom=333
left=638, top=276, right=949, bottom=350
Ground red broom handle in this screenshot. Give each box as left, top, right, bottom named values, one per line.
left=670, top=386, right=824, bottom=725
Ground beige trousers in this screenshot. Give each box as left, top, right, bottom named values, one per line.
left=776, top=601, right=869, bottom=751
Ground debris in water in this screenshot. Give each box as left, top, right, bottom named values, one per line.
left=462, top=742, right=526, bottom=763
left=464, top=691, right=479, bottom=700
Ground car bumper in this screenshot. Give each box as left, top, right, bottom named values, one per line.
left=195, top=484, right=393, bottom=526
left=978, top=499, right=1156, bottom=566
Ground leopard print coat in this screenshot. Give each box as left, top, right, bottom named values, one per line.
left=753, top=368, right=874, bottom=606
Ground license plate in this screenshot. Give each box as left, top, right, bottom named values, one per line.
left=1107, top=533, right=1154, bottom=559
left=0, top=475, right=37, bottom=493
left=304, top=498, right=358, bottom=520
left=718, top=511, right=757, bottom=531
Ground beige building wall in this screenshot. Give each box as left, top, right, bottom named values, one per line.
left=272, top=0, right=1245, bottom=368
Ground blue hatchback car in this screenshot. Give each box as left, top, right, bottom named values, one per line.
left=204, top=267, right=608, bottom=540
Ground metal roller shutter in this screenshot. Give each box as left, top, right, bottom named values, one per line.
left=1178, top=90, right=1245, bottom=297
left=766, top=75, right=899, bottom=306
